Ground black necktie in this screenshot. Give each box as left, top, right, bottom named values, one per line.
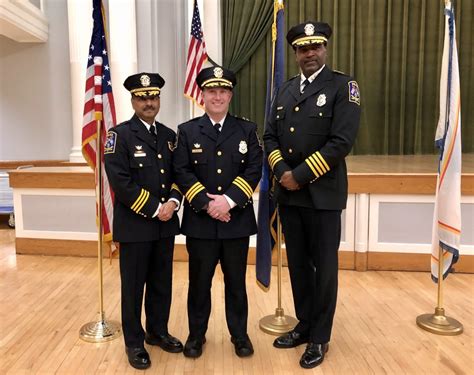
left=149, top=125, right=156, bottom=136
left=214, top=123, right=221, bottom=134
left=301, top=79, right=310, bottom=93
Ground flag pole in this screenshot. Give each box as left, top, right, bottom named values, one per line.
left=79, top=119, right=121, bottom=343
left=259, top=0, right=297, bottom=335
left=259, top=209, right=297, bottom=335
left=416, top=244, right=463, bottom=335
left=416, top=0, right=462, bottom=336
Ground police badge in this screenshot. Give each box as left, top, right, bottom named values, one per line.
left=239, top=140, right=248, bottom=154
left=213, top=67, right=224, bottom=78
left=316, top=94, right=326, bottom=107
left=140, top=74, right=151, bottom=87
left=304, top=23, right=315, bottom=36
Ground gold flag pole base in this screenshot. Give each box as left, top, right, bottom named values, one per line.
left=79, top=314, right=121, bottom=343
left=259, top=307, right=298, bottom=336
left=416, top=307, right=463, bottom=336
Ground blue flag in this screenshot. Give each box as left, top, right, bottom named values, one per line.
left=256, top=0, right=285, bottom=291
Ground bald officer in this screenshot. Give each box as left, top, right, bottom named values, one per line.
left=173, top=66, right=262, bottom=358
left=104, top=73, right=183, bottom=370
left=264, top=22, right=361, bottom=369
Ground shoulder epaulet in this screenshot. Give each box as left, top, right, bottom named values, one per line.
left=333, top=69, right=348, bottom=76
left=238, top=115, right=252, bottom=123
left=180, top=116, right=201, bottom=127
left=111, top=122, right=128, bottom=131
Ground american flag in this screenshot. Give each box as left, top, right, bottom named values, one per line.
left=82, top=0, right=116, bottom=244
left=184, top=0, right=208, bottom=107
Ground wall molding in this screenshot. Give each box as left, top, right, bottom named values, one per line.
left=0, top=0, right=48, bottom=42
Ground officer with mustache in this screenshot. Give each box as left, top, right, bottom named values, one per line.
left=104, top=73, right=183, bottom=370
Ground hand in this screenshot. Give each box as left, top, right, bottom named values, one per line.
left=157, top=201, right=177, bottom=222
left=280, top=171, right=300, bottom=191
left=214, top=212, right=231, bottom=222
left=206, top=193, right=231, bottom=221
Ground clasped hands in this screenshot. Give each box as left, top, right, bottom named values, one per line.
left=206, top=193, right=231, bottom=222
left=157, top=201, right=176, bottom=222
left=280, top=171, right=300, bottom=191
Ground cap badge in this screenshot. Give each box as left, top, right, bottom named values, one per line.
left=304, top=23, right=315, bottom=36
left=316, top=94, right=326, bottom=107
left=239, top=140, right=248, bottom=154
left=140, top=74, right=151, bottom=87
left=213, top=67, right=224, bottom=78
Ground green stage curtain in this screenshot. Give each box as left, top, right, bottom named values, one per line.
left=222, top=0, right=473, bottom=155
left=221, top=0, right=273, bottom=72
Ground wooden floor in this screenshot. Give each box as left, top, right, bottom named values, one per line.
left=1, top=225, right=473, bottom=374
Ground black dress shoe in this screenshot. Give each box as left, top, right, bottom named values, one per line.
left=231, top=336, right=254, bottom=357
left=145, top=332, right=183, bottom=353
left=273, top=330, right=309, bottom=348
left=299, top=342, right=329, bottom=369
left=125, top=347, right=151, bottom=370
left=183, top=336, right=206, bottom=358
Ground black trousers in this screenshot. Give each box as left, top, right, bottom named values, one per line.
left=279, top=205, right=341, bottom=344
left=186, top=237, right=250, bottom=340
left=119, top=237, right=175, bottom=348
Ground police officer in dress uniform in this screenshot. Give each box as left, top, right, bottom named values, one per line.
left=263, top=22, right=361, bottom=369
left=173, top=66, right=262, bottom=358
left=104, top=73, right=184, bottom=370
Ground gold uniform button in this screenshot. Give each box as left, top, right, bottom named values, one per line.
left=139, top=163, right=143, bottom=167
left=161, top=197, right=166, bottom=202
left=161, top=184, right=166, bottom=188
left=217, top=169, right=222, bottom=174
left=294, top=106, right=299, bottom=112
left=241, top=160, right=244, bottom=163
left=160, top=169, right=165, bottom=174
left=217, top=151, right=222, bottom=156
left=157, top=154, right=162, bottom=159
left=194, top=160, right=198, bottom=164
left=276, top=115, right=280, bottom=119
left=319, top=112, right=323, bottom=117
left=290, top=127, right=295, bottom=132
left=289, top=148, right=293, bottom=153
left=217, top=186, right=222, bottom=191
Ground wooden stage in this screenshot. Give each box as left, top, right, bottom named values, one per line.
left=4, top=154, right=474, bottom=273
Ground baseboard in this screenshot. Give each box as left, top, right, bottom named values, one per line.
left=15, top=238, right=472, bottom=273
left=367, top=251, right=473, bottom=273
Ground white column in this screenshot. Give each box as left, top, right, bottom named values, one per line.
left=67, top=0, right=92, bottom=162
left=108, top=0, right=138, bottom=124
left=202, top=0, right=222, bottom=65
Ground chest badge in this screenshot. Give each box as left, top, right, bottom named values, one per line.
left=239, top=140, right=248, bottom=154
left=316, top=94, right=326, bottom=107
left=134, top=145, right=146, bottom=158
left=192, top=143, right=202, bottom=153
